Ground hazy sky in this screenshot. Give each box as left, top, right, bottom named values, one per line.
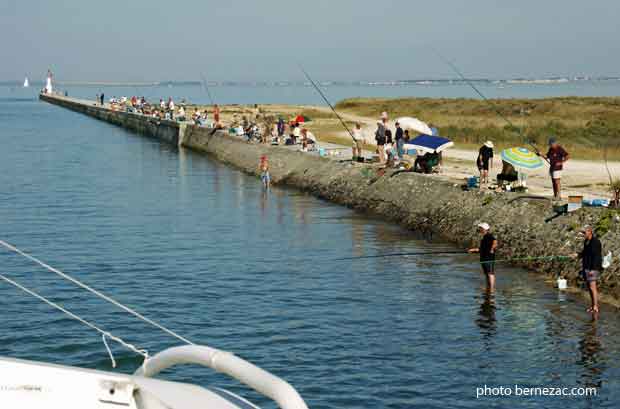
left=2, top=0, right=618, bottom=82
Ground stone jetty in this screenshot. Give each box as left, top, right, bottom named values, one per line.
left=40, top=93, right=620, bottom=304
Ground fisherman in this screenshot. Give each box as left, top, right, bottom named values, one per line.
left=468, top=222, right=498, bottom=291
left=375, top=121, right=386, bottom=164
left=352, top=123, right=363, bottom=161
left=477, top=141, right=494, bottom=185
left=395, top=121, right=404, bottom=159
left=574, top=225, right=602, bottom=315
left=541, top=137, right=569, bottom=200
left=213, top=104, right=221, bottom=124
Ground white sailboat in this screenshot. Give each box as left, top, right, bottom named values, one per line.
left=0, top=240, right=309, bottom=409
left=23, top=76, right=29, bottom=88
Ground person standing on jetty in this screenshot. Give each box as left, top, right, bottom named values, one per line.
left=375, top=121, right=386, bottom=164
left=477, top=141, right=494, bottom=185
left=100, top=93, right=104, bottom=106
left=395, top=122, right=404, bottom=159
left=468, top=223, right=498, bottom=291
left=213, top=104, right=221, bottom=125
left=352, top=123, right=363, bottom=161
left=573, top=226, right=602, bottom=315
left=541, top=137, right=569, bottom=200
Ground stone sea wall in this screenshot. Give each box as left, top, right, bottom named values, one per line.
left=40, top=94, right=620, bottom=303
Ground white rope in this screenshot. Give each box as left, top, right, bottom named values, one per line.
left=102, top=334, right=116, bottom=368
left=0, top=272, right=149, bottom=366
left=0, top=239, right=194, bottom=345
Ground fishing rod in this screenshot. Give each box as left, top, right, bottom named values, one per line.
left=434, top=50, right=550, bottom=164
left=333, top=250, right=466, bottom=261
left=199, top=72, right=216, bottom=106
left=299, top=65, right=357, bottom=143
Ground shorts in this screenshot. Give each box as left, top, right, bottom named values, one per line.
left=261, top=171, right=270, bottom=184
left=478, top=161, right=490, bottom=171
left=551, top=170, right=562, bottom=179
left=482, top=260, right=495, bottom=275
left=582, top=270, right=599, bottom=283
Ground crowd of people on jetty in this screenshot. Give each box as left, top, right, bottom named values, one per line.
left=94, top=94, right=223, bottom=128
left=86, top=93, right=603, bottom=317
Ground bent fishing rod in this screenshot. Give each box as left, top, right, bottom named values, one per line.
left=199, top=72, right=216, bottom=106
left=299, top=65, right=357, bottom=143
left=434, top=50, right=550, bottom=164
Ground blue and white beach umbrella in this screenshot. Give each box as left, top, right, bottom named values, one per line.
left=500, top=147, right=544, bottom=170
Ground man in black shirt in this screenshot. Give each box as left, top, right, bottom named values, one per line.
left=468, top=222, right=498, bottom=291
left=395, top=122, right=404, bottom=159
left=574, top=225, right=602, bottom=314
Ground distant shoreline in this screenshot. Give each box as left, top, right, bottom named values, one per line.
left=2, top=76, right=620, bottom=88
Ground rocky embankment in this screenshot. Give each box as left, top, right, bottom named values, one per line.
left=42, top=94, right=620, bottom=304
left=184, top=126, right=620, bottom=303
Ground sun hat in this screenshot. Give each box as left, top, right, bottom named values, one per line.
left=484, top=141, right=494, bottom=148
left=477, top=222, right=491, bottom=231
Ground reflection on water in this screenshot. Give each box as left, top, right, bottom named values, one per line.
left=578, top=321, right=603, bottom=389
left=476, top=291, right=497, bottom=349
left=0, top=96, right=619, bottom=408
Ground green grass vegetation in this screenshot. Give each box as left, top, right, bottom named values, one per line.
left=594, top=209, right=620, bottom=236
left=335, top=97, right=620, bottom=160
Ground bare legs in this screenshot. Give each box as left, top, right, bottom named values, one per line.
left=480, top=169, right=489, bottom=185
left=588, top=281, right=599, bottom=315
left=486, top=273, right=496, bottom=292
left=552, top=177, right=561, bottom=199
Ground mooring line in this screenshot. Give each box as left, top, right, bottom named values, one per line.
left=0, top=272, right=148, bottom=367
left=0, top=239, right=194, bottom=346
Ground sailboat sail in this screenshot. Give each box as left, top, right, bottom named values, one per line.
left=23, top=77, right=29, bottom=87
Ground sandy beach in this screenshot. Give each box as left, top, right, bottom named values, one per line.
left=198, top=103, right=617, bottom=200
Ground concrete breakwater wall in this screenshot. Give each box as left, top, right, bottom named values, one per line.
left=40, top=94, right=620, bottom=303
left=40, top=94, right=181, bottom=145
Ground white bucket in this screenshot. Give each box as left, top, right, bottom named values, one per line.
left=557, top=277, right=567, bottom=290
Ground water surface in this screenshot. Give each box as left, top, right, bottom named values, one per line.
left=0, top=95, right=619, bottom=408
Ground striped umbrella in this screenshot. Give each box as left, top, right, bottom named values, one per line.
left=500, top=147, right=544, bottom=170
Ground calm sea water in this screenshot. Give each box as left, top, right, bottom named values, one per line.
left=0, top=89, right=619, bottom=408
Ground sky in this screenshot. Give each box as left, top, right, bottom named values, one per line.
left=1, top=0, right=618, bottom=82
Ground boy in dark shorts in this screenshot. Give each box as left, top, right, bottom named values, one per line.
left=468, top=223, right=498, bottom=291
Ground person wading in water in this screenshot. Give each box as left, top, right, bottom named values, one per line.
left=573, top=225, right=603, bottom=315
left=468, top=223, right=498, bottom=292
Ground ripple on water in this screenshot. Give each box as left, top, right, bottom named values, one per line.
left=0, top=97, right=619, bottom=408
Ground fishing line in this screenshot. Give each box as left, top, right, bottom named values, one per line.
left=433, top=49, right=550, bottom=164
left=0, top=239, right=194, bottom=345
left=199, top=72, right=216, bottom=106
left=334, top=252, right=570, bottom=264
left=333, top=250, right=466, bottom=261
left=299, top=64, right=357, bottom=142
left=0, top=272, right=149, bottom=367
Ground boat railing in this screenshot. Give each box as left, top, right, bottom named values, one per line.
left=134, top=345, right=309, bottom=409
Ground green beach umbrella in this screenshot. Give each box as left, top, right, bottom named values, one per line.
left=500, top=147, right=544, bottom=170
